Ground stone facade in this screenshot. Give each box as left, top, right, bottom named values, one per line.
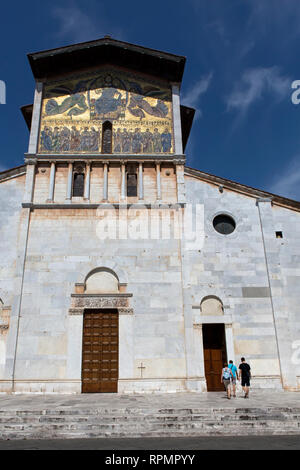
left=0, top=38, right=299, bottom=394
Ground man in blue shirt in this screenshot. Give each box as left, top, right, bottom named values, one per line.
left=228, top=360, right=239, bottom=397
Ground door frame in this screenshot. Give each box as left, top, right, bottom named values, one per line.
left=81, top=308, right=119, bottom=393
left=202, top=323, right=228, bottom=392
left=192, top=316, right=235, bottom=392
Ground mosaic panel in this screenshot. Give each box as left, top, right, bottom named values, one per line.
left=39, top=70, right=173, bottom=154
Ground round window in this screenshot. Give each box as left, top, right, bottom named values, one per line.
left=213, top=214, right=236, bottom=235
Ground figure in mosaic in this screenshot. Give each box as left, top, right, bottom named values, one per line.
left=121, top=129, right=131, bottom=153
left=40, top=127, right=53, bottom=151
left=161, top=128, right=172, bottom=153
left=153, top=128, right=162, bottom=152
left=132, top=128, right=143, bottom=153
left=60, top=127, right=71, bottom=151
left=128, top=91, right=168, bottom=120
left=52, top=127, right=61, bottom=153
left=89, top=127, right=100, bottom=151
left=113, top=128, right=122, bottom=153
left=94, top=87, right=123, bottom=116
left=142, top=129, right=153, bottom=153
left=45, top=81, right=89, bottom=117
left=70, top=126, right=81, bottom=152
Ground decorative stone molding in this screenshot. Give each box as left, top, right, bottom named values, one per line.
left=69, top=294, right=133, bottom=315
left=24, top=157, right=37, bottom=165
left=118, top=307, right=134, bottom=315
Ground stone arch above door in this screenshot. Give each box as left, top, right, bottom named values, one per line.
left=85, top=267, right=119, bottom=294
left=200, top=296, right=224, bottom=316
left=69, top=266, right=133, bottom=316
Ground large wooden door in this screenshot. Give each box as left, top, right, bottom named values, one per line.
left=204, top=349, right=224, bottom=391
left=82, top=309, right=118, bottom=393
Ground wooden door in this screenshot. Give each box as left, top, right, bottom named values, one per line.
left=204, top=348, right=224, bottom=391
left=82, top=309, right=118, bottom=393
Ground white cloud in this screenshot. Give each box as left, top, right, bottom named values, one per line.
left=52, top=4, right=124, bottom=43
left=226, top=66, right=290, bottom=114
left=269, top=157, right=300, bottom=201
left=181, top=72, right=213, bottom=118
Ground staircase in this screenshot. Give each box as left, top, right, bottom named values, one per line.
left=0, top=406, right=300, bottom=439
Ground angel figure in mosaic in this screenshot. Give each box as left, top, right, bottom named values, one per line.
left=45, top=81, right=89, bottom=117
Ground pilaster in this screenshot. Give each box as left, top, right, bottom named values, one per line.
left=27, top=82, right=43, bottom=155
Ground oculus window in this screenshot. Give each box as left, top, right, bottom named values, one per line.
left=213, top=214, right=236, bottom=235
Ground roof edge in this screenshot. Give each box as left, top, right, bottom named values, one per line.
left=27, top=37, right=186, bottom=63
left=0, top=165, right=26, bottom=182
left=185, top=166, right=300, bottom=212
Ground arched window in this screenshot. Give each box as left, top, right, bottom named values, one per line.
left=73, top=172, right=85, bottom=197
left=102, top=121, right=112, bottom=154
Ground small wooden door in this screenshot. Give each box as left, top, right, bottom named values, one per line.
left=204, top=349, right=224, bottom=391
left=82, top=309, right=118, bottom=393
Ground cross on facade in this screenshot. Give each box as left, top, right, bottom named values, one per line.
left=138, top=362, right=146, bottom=378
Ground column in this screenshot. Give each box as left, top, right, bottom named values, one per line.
left=103, top=163, right=108, bottom=201
left=47, top=161, right=56, bottom=202
left=84, top=161, right=91, bottom=201
left=66, top=162, right=73, bottom=202
left=138, top=162, right=143, bottom=200
left=156, top=162, right=161, bottom=202
left=121, top=162, right=126, bottom=201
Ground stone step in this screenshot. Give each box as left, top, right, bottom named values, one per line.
left=0, top=413, right=298, bottom=424
left=0, top=420, right=299, bottom=431
left=1, top=406, right=300, bottom=416
left=0, top=407, right=299, bottom=438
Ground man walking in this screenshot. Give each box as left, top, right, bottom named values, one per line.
left=228, top=360, right=239, bottom=397
left=221, top=363, right=234, bottom=399
left=238, top=357, right=251, bottom=398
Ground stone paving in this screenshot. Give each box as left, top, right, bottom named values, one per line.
left=0, top=390, right=299, bottom=411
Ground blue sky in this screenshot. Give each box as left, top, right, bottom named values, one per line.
left=1, top=0, right=300, bottom=200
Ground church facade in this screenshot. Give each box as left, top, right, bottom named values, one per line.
left=0, top=37, right=300, bottom=394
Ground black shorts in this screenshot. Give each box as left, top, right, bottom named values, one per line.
left=241, top=377, right=250, bottom=387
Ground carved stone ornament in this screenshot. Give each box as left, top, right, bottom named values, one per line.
left=69, top=294, right=133, bottom=315
left=118, top=307, right=134, bottom=315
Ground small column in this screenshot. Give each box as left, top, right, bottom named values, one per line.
left=156, top=162, right=161, bottom=202
left=121, top=162, right=126, bottom=201
left=103, top=163, right=108, bottom=201
left=66, top=162, right=73, bottom=202
left=84, top=161, right=91, bottom=201
left=47, top=161, right=56, bottom=202
left=138, top=162, right=143, bottom=200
